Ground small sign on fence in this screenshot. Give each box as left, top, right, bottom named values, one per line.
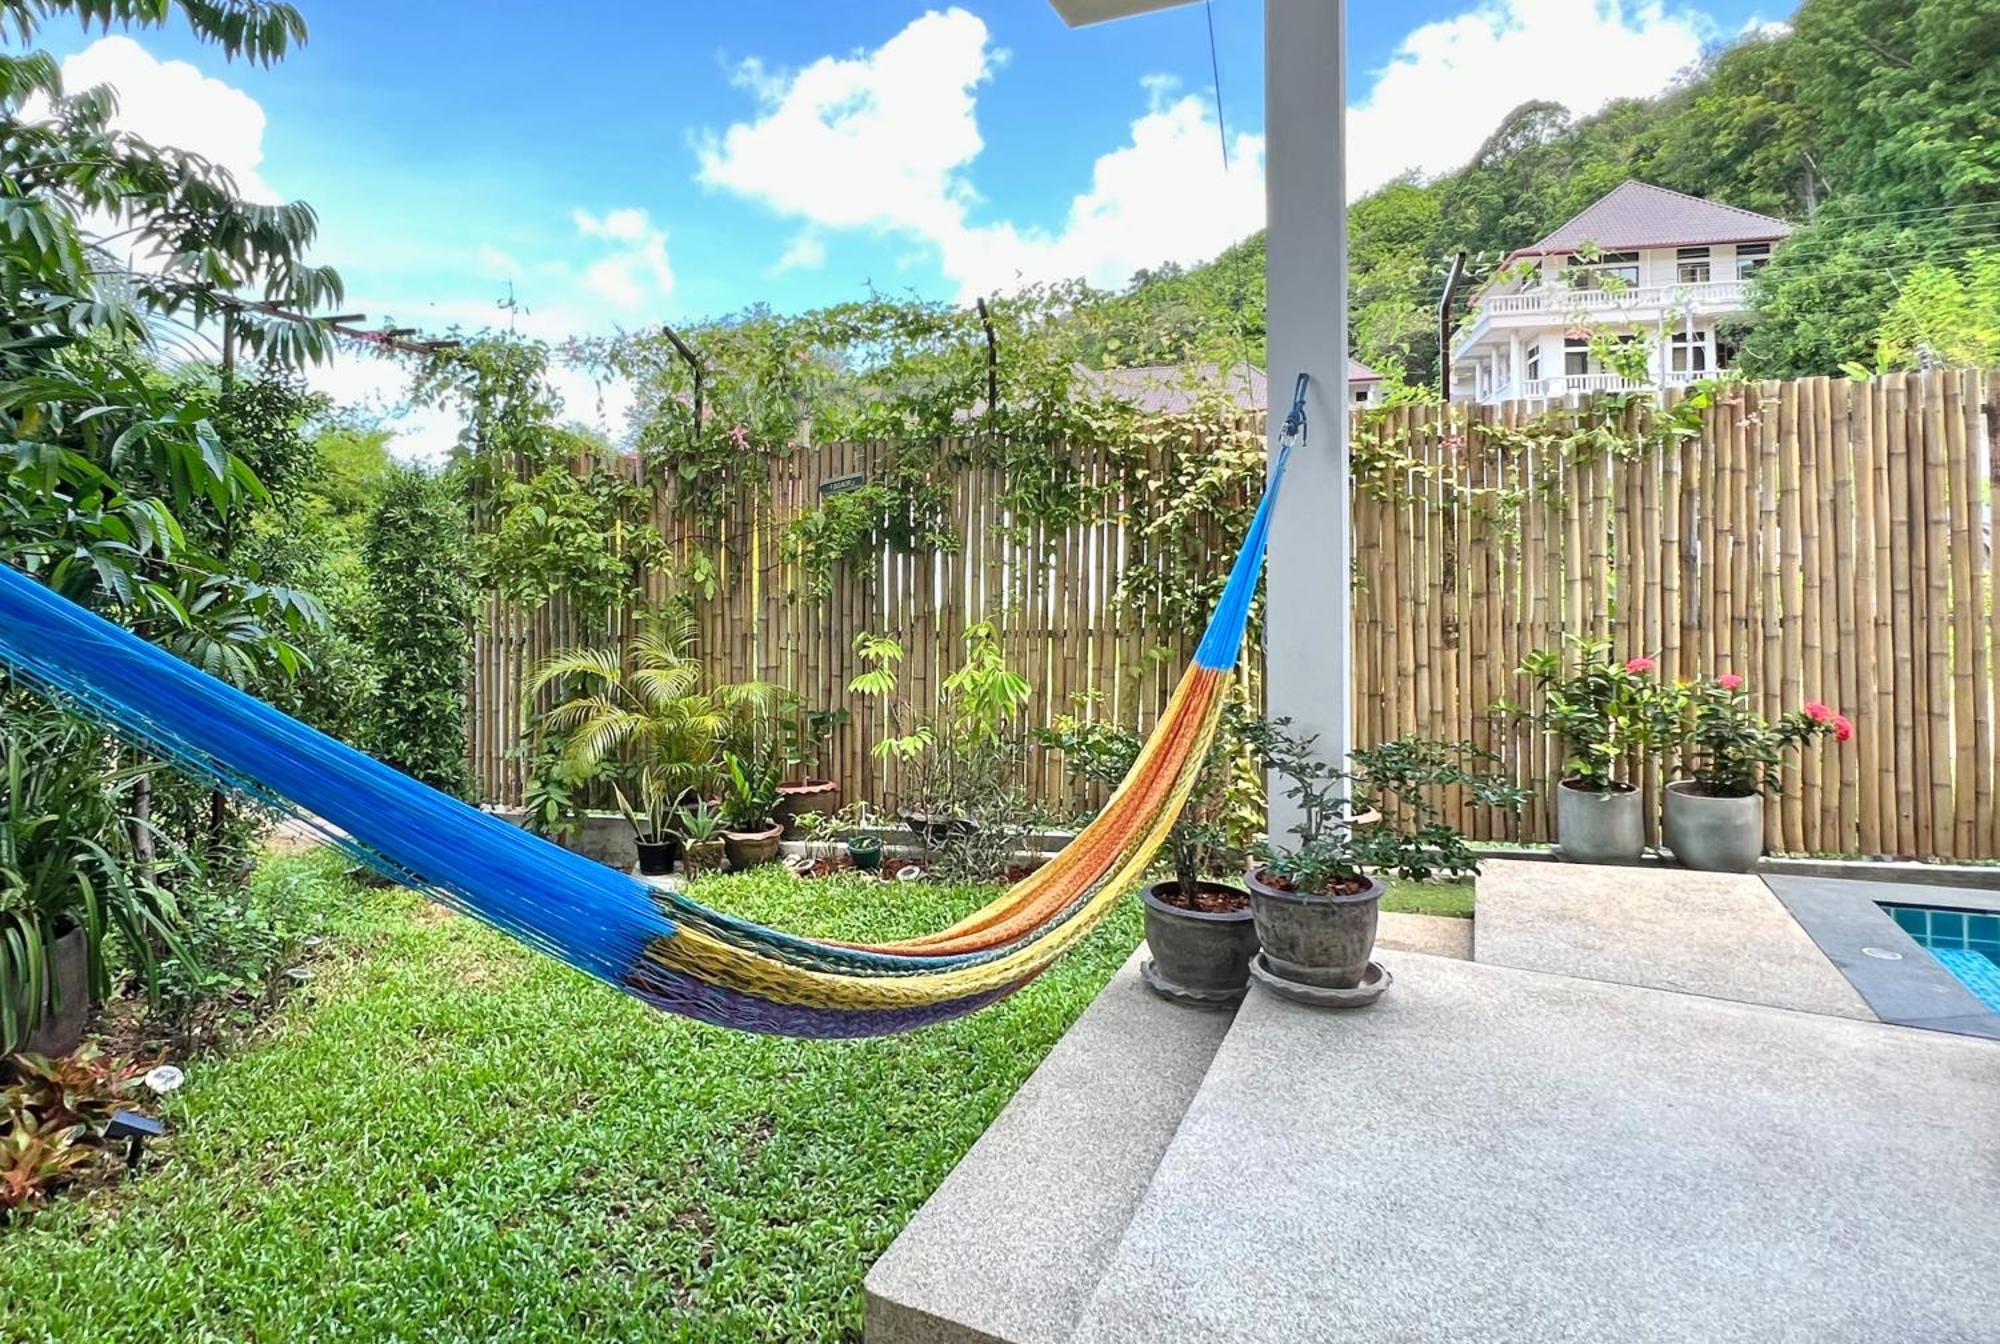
left=818, top=472, right=867, bottom=500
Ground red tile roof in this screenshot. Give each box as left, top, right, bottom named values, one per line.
left=1509, top=181, right=1794, bottom=259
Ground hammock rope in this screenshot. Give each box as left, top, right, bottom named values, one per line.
left=0, top=379, right=1307, bottom=1038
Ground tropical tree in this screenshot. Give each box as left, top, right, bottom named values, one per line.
left=527, top=610, right=778, bottom=842
left=1, top=0, right=338, bottom=651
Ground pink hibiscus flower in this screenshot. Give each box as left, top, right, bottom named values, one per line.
left=1717, top=673, right=1745, bottom=692
left=1805, top=701, right=1834, bottom=724
left=1833, top=714, right=1855, bottom=743
left=1624, top=657, right=1656, bottom=675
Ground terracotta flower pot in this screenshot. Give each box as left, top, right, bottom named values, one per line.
left=723, top=822, right=785, bottom=871
left=776, top=781, right=841, bottom=834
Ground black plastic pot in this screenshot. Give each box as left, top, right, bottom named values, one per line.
left=1245, top=867, right=1386, bottom=990
left=634, top=834, right=683, bottom=877
left=723, top=822, right=785, bottom=870
left=1140, top=881, right=1258, bottom=1007
left=846, top=836, right=885, bottom=871
left=18, top=920, right=90, bottom=1057
left=901, top=809, right=979, bottom=848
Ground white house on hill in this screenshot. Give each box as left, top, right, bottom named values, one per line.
left=1448, top=181, right=1793, bottom=405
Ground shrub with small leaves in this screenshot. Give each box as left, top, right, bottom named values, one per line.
left=362, top=468, right=472, bottom=795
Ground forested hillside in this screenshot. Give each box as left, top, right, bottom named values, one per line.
left=1108, top=0, right=1998, bottom=393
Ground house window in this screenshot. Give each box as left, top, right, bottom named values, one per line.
left=1564, top=250, right=1640, bottom=288
left=1676, top=247, right=1711, bottom=283
left=1735, top=243, right=1771, bottom=278
left=1670, top=331, right=1711, bottom=374
left=1525, top=343, right=1541, bottom=382
left=1564, top=337, right=1591, bottom=376
left=1353, top=386, right=1370, bottom=404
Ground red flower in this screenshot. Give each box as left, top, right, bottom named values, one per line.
left=1718, top=673, right=1745, bottom=692
left=1804, top=701, right=1834, bottom=724
left=1834, top=714, right=1855, bottom=743
left=1624, top=657, right=1656, bottom=675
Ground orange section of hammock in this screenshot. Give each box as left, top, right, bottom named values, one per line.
left=858, top=665, right=1228, bottom=958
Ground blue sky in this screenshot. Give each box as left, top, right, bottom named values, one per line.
left=37, top=0, right=1783, bottom=452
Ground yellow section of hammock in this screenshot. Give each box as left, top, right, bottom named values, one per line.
left=635, top=662, right=1230, bottom=1010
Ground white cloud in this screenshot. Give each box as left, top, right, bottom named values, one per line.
left=773, top=231, right=828, bottom=274
left=946, top=85, right=1263, bottom=296
left=701, top=0, right=1716, bottom=297
left=1348, top=0, right=1708, bottom=195
left=42, top=35, right=279, bottom=203
left=697, top=9, right=1260, bottom=299
left=697, top=9, right=995, bottom=248
left=572, top=206, right=675, bottom=310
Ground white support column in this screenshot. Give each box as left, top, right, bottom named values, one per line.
left=1264, top=0, right=1348, bottom=838
left=1507, top=331, right=1523, bottom=402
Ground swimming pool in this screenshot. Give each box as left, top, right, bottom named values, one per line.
left=1883, top=904, right=2000, bottom=1013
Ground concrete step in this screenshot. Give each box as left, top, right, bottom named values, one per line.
left=1064, top=949, right=2000, bottom=1344
left=864, top=949, right=1236, bottom=1344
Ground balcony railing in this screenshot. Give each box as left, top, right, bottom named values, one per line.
left=1469, top=369, right=1713, bottom=405
left=1475, top=279, right=1751, bottom=320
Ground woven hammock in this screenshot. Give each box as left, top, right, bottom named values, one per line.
left=0, top=427, right=1297, bottom=1038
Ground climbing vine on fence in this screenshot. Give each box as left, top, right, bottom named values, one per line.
left=424, top=295, right=1724, bottom=667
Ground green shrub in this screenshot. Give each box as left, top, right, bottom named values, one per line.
left=151, top=855, right=355, bottom=1052
left=0, top=700, right=187, bottom=1056
left=362, top=469, right=472, bottom=795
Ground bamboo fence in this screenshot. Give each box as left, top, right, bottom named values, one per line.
left=469, top=368, right=1999, bottom=861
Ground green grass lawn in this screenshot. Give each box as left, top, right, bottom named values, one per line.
left=0, top=851, right=1142, bottom=1344
left=1380, top=878, right=1477, bottom=919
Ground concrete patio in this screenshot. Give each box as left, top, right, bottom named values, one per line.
left=867, top=861, right=2000, bottom=1343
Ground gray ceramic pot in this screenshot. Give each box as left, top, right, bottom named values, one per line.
left=1555, top=779, right=1645, bottom=862
left=1662, top=781, right=1764, bottom=872
left=19, top=920, right=90, bottom=1057
left=1140, top=881, right=1259, bottom=1005
left=1245, top=869, right=1386, bottom=990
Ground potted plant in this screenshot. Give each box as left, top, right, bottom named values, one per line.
left=1041, top=703, right=1263, bottom=1006
left=2, top=713, right=187, bottom=1057
left=846, top=833, right=884, bottom=871
left=611, top=776, right=683, bottom=877
left=1241, top=721, right=1524, bottom=998
left=774, top=706, right=847, bottom=834
left=720, top=748, right=785, bottom=870
left=850, top=625, right=1030, bottom=850
left=528, top=610, right=780, bottom=874
left=673, top=801, right=726, bottom=878
left=1506, top=638, right=1670, bottom=863
left=1663, top=675, right=1850, bottom=872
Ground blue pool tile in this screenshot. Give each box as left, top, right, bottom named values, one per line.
left=1932, top=948, right=2000, bottom=1014
left=1888, top=906, right=1929, bottom=938
left=1929, top=911, right=1967, bottom=944
left=1969, top=913, right=2000, bottom=945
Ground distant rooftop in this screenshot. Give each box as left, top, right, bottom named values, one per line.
left=1079, top=361, right=1382, bottom=415
left=1509, top=181, right=1794, bottom=259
